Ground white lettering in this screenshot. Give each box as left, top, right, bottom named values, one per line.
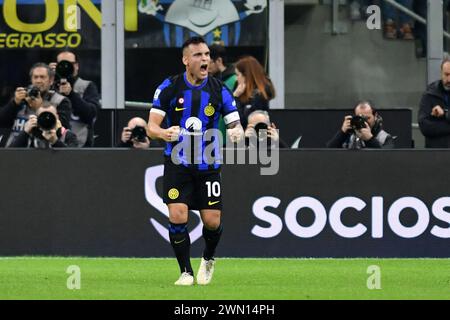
left=284, top=197, right=327, bottom=238
left=251, top=197, right=283, bottom=238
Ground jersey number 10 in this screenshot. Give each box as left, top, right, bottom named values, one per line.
left=206, top=181, right=221, bottom=197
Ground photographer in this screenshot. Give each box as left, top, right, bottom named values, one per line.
left=50, top=50, right=101, bottom=147
left=117, top=117, right=150, bottom=149
left=244, top=110, right=288, bottom=149
left=0, top=63, right=72, bottom=147
left=326, top=101, right=394, bottom=149
left=8, top=102, right=78, bottom=148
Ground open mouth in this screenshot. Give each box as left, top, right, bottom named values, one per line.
left=200, top=64, right=208, bottom=73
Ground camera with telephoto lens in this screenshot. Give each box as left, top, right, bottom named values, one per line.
left=253, top=122, right=271, bottom=144
left=55, top=60, right=74, bottom=84
left=254, top=122, right=269, bottom=135
left=31, top=112, right=57, bottom=139
left=130, top=126, right=148, bottom=143
left=26, top=85, right=40, bottom=100
left=350, top=115, right=368, bottom=130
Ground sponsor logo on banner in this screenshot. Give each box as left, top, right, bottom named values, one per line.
left=251, top=196, right=450, bottom=239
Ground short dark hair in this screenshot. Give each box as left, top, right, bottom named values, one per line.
left=354, top=100, right=377, bottom=115
left=29, top=62, right=54, bottom=79
left=57, top=49, right=78, bottom=62
left=441, top=54, right=450, bottom=70
left=209, top=44, right=227, bottom=63
left=182, top=36, right=207, bottom=52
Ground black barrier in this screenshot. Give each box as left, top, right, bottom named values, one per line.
left=0, top=149, right=448, bottom=257
left=92, top=108, right=413, bottom=148
left=0, top=108, right=412, bottom=148
left=269, top=109, right=412, bottom=148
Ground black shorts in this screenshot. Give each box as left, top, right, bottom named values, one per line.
left=163, top=160, right=222, bottom=210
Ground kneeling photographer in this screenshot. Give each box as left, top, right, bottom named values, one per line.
left=244, top=110, right=288, bottom=149
left=8, top=103, right=78, bottom=148
left=117, top=117, right=151, bottom=149
left=326, top=101, right=395, bottom=149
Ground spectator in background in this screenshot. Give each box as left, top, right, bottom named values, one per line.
left=327, top=101, right=394, bottom=149
left=0, top=63, right=72, bottom=147
left=8, top=102, right=78, bottom=148
left=418, top=55, right=450, bottom=148
left=244, top=110, right=288, bottom=149
left=209, top=44, right=237, bottom=92
left=233, top=56, right=275, bottom=128
left=209, top=44, right=237, bottom=140
left=117, top=117, right=151, bottom=149
left=50, top=50, right=101, bottom=147
left=382, top=0, right=415, bottom=40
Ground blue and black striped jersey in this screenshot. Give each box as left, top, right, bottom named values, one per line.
left=151, top=72, right=240, bottom=170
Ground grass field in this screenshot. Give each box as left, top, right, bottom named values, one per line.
left=0, top=257, right=449, bottom=300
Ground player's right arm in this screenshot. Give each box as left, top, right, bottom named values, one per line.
left=147, top=78, right=180, bottom=142
left=147, top=111, right=180, bottom=142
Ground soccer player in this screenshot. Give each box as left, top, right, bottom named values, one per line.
left=147, top=37, right=244, bottom=286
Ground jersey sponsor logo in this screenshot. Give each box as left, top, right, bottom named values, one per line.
left=182, top=117, right=203, bottom=136
left=145, top=165, right=204, bottom=244
left=168, top=188, right=179, bottom=200
left=204, top=103, right=215, bottom=117
left=208, top=200, right=220, bottom=206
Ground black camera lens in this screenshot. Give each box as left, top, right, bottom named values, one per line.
left=350, top=115, right=367, bottom=130
left=130, top=126, right=148, bottom=142
left=55, top=60, right=74, bottom=80
left=37, top=112, right=57, bottom=131
left=254, top=122, right=268, bottom=134
left=27, top=85, right=40, bottom=99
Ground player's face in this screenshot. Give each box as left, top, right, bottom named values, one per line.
left=183, top=43, right=210, bottom=83
left=442, top=62, right=450, bottom=90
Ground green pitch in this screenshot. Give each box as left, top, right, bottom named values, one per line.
left=0, top=257, right=449, bottom=300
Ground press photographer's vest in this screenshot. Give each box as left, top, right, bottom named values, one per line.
left=346, top=130, right=390, bottom=149
left=70, top=78, right=92, bottom=147
left=6, top=91, right=65, bottom=147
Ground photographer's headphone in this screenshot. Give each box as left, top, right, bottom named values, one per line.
left=370, top=107, right=383, bottom=134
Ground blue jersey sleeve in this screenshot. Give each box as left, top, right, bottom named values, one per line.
left=221, top=86, right=240, bottom=125
left=151, top=78, right=172, bottom=116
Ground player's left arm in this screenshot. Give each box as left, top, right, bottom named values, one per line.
left=221, top=86, right=244, bottom=142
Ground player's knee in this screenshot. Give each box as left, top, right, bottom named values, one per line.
left=203, top=217, right=220, bottom=230
left=169, top=206, right=188, bottom=223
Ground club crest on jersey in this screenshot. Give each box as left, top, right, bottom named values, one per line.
left=178, top=97, right=184, bottom=105
left=204, top=103, right=215, bottom=117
